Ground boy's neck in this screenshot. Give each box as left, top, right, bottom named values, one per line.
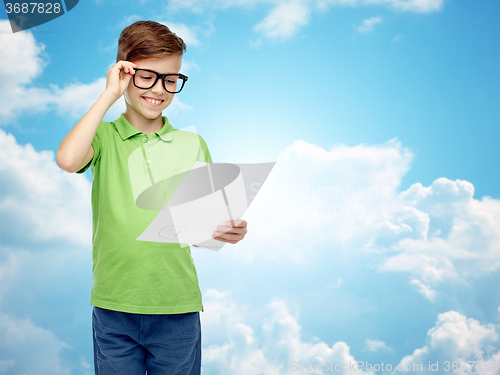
left=124, top=110, right=164, bottom=137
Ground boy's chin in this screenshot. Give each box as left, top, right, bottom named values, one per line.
left=128, top=106, right=164, bottom=120
left=142, top=111, right=163, bottom=120
left=140, top=103, right=170, bottom=117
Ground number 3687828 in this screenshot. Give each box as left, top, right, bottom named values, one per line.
left=5, top=3, right=62, bottom=13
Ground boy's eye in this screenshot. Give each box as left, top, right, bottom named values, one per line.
left=140, top=75, right=154, bottom=80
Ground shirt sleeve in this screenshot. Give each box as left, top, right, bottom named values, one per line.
left=76, top=122, right=104, bottom=174
left=196, top=134, right=212, bottom=163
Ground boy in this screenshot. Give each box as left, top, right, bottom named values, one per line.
left=56, top=20, right=247, bottom=374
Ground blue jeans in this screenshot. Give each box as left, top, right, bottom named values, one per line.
left=92, top=306, right=201, bottom=375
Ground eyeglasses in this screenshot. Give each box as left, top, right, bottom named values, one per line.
left=132, top=68, right=188, bottom=94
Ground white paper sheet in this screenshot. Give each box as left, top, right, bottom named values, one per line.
left=136, top=161, right=275, bottom=251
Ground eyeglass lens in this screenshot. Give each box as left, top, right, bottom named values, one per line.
left=134, top=71, right=185, bottom=93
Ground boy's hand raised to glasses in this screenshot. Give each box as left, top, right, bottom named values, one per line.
left=104, top=60, right=138, bottom=103
left=212, top=219, right=248, bottom=244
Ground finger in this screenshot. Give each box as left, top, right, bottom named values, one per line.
left=124, top=61, right=138, bottom=74
left=212, top=231, right=245, bottom=241
left=212, top=235, right=239, bottom=244
left=115, top=61, right=134, bottom=74
left=116, top=60, right=133, bottom=67
left=125, top=67, right=136, bottom=75
left=216, top=225, right=246, bottom=235
left=224, top=219, right=247, bottom=228
left=115, top=61, right=126, bottom=71
left=212, top=229, right=243, bottom=243
left=126, top=62, right=136, bottom=74
left=122, top=73, right=133, bottom=84
left=118, top=65, right=134, bottom=78
left=120, top=65, right=131, bottom=75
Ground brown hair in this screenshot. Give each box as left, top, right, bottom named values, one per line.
left=116, top=21, right=186, bottom=63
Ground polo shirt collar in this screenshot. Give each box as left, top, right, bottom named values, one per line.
left=114, top=113, right=174, bottom=141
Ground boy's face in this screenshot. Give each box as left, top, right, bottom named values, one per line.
left=124, top=54, right=183, bottom=121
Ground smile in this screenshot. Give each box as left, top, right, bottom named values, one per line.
left=141, top=96, right=164, bottom=106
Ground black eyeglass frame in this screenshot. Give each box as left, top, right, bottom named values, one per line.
left=132, top=68, right=188, bottom=94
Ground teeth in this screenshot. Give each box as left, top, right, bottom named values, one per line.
left=145, top=98, right=162, bottom=105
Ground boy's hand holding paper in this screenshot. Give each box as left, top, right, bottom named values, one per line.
left=212, top=219, right=248, bottom=244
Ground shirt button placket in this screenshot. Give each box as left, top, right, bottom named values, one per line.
left=141, top=135, right=151, bottom=166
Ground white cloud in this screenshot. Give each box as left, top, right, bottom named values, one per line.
left=235, top=138, right=413, bottom=263
left=0, top=20, right=47, bottom=121
left=180, top=59, right=200, bottom=75
left=0, top=21, right=106, bottom=122
left=0, top=129, right=91, bottom=248
left=250, top=37, right=264, bottom=49
left=49, top=78, right=107, bottom=119
left=202, top=290, right=500, bottom=375
left=379, top=178, right=500, bottom=285
left=409, top=278, right=437, bottom=301
left=318, top=0, right=444, bottom=13
left=117, top=14, right=142, bottom=29
left=168, top=0, right=263, bottom=13
left=169, top=0, right=446, bottom=13
left=357, top=16, right=383, bottom=33
left=396, top=310, right=499, bottom=374
left=165, top=96, right=194, bottom=116
left=0, top=21, right=45, bottom=87
left=363, top=338, right=393, bottom=353
left=0, top=312, right=70, bottom=375
left=162, top=21, right=202, bottom=47
left=0, top=360, right=15, bottom=374
left=388, top=0, right=445, bottom=13
left=329, top=277, right=344, bottom=288
left=254, top=0, right=311, bottom=40
left=167, top=0, right=445, bottom=42
left=202, top=289, right=374, bottom=374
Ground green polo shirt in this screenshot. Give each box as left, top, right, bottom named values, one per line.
left=77, top=113, right=212, bottom=314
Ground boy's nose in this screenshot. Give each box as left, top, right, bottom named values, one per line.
left=151, top=78, right=166, bottom=94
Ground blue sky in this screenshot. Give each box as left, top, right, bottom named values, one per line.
left=0, top=0, right=499, bottom=374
